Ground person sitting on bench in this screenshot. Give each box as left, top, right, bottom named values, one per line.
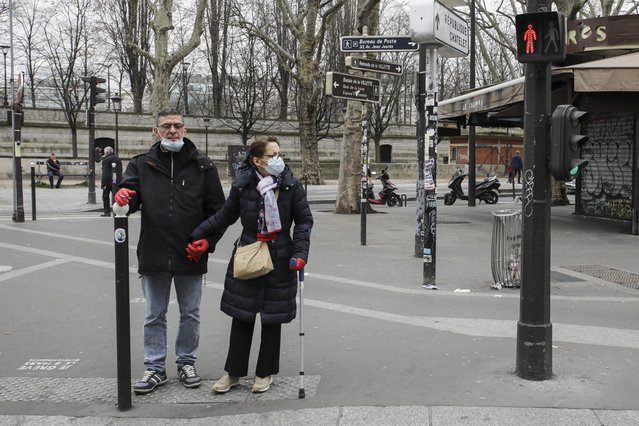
left=46, top=153, right=64, bottom=189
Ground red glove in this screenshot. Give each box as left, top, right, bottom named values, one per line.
left=115, top=188, right=136, bottom=206
left=186, top=239, right=209, bottom=262
left=289, top=258, right=306, bottom=271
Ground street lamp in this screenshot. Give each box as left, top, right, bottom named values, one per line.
left=111, top=93, right=122, bottom=155
left=102, top=63, right=112, bottom=111
left=1, top=45, right=9, bottom=107
left=182, top=61, right=190, bottom=115
left=203, top=117, right=210, bottom=156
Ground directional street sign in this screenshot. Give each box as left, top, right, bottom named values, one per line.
left=325, top=71, right=380, bottom=103
left=345, top=56, right=404, bottom=76
left=340, top=36, right=419, bottom=53
left=409, top=0, right=469, bottom=57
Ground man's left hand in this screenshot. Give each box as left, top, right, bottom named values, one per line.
left=186, top=239, right=209, bottom=262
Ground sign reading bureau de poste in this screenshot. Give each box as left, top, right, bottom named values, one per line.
left=325, top=72, right=380, bottom=103
left=408, top=0, right=469, bottom=57
left=340, top=36, right=419, bottom=53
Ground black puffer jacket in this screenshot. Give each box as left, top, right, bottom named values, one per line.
left=119, top=138, right=226, bottom=276
left=191, top=165, right=313, bottom=325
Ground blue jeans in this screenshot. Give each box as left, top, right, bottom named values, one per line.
left=141, top=273, right=202, bottom=373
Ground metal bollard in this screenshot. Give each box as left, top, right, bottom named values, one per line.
left=400, top=193, right=407, bottom=207
left=490, top=209, right=522, bottom=289
left=30, top=164, right=36, bottom=221
left=113, top=202, right=132, bottom=410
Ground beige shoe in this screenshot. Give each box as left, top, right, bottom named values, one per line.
left=211, top=372, right=239, bottom=393
left=252, top=375, right=273, bottom=393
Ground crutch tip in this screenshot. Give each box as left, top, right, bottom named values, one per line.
left=298, top=389, right=305, bottom=399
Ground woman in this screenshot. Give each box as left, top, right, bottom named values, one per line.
left=187, top=136, right=313, bottom=394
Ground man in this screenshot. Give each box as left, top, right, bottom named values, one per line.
left=46, top=153, right=64, bottom=189
left=115, top=109, right=226, bottom=394
left=98, top=146, right=122, bottom=217
left=511, top=151, right=523, bottom=184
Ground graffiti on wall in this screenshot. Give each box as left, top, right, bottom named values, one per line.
left=579, top=114, right=634, bottom=220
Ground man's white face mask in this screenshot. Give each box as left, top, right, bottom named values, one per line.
left=160, top=138, right=184, bottom=152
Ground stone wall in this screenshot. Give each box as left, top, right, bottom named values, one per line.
left=0, top=108, right=427, bottom=180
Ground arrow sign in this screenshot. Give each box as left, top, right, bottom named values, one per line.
left=409, top=0, right=469, bottom=57
left=340, top=36, right=419, bottom=53
left=345, top=57, right=404, bottom=76
left=325, top=71, right=380, bottom=103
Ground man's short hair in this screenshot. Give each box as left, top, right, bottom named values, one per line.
left=156, top=109, right=183, bottom=125
left=104, top=146, right=114, bottom=155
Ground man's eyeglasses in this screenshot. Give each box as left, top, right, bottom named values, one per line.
left=262, top=153, right=280, bottom=159
left=158, top=123, right=185, bottom=130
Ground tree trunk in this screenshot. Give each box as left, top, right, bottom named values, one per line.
left=335, top=102, right=363, bottom=213
left=298, top=97, right=323, bottom=184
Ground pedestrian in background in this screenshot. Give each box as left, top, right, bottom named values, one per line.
left=98, top=146, right=122, bottom=217
left=511, top=151, right=523, bottom=184
left=189, top=136, right=313, bottom=394
left=114, top=109, right=226, bottom=395
left=46, top=153, right=64, bottom=189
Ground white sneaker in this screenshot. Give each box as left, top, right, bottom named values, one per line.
left=211, top=372, right=239, bottom=393
left=252, top=375, right=273, bottom=393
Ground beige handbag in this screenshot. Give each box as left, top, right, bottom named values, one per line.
left=233, top=240, right=274, bottom=280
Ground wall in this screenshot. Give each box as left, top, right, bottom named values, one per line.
left=0, top=108, right=428, bottom=180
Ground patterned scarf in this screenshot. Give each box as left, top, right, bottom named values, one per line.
left=256, top=172, right=282, bottom=241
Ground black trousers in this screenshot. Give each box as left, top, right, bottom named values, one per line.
left=102, top=185, right=113, bottom=214
left=224, top=317, right=281, bottom=378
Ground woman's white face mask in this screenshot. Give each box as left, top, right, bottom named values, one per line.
left=265, top=156, right=285, bottom=176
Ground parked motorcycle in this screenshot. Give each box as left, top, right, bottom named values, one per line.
left=444, top=167, right=500, bottom=205
left=366, top=167, right=401, bottom=207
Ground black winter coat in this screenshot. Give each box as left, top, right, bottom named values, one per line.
left=191, top=165, right=313, bottom=325
left=100, top=153, right=122, bottom=188
left=119, top=138, right=226, bottom=276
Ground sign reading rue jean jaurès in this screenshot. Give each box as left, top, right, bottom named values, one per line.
left=340, top=36, right=419, bottom=53
left=325, top=71, right=380, bottom=103
left=345, top=56, right=404, bottom=76
left=409, top=0, right=469, bottom=57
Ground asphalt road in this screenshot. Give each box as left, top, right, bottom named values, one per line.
left=0, top=188, right=638, bottom=423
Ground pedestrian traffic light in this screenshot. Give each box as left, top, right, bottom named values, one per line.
left=515, top=11, right=566, bottom=63
left=81, top=76, right=106, bottom=108
left=550, top=105, right=589, bottom=181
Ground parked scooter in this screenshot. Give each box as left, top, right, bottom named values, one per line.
left=444, top=167, right=500, bottom=205
left=366, top=167, right=401, bottom=207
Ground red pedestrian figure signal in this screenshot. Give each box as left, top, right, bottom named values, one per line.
left=523, top=24, right=537, bottom=53
left=515, top=12, right=566, bottom=63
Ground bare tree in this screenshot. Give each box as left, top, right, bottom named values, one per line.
left=203, top=0, right=232, bottom=118
left=41, top=0, right=93, bottom=157
left=221, top=34, right=277, bottom=144
left=127, top=0, right=208, bottom=116
left=334, top=0, right=380, bottom=214
left=236, top=0, right=346, bottom=184
left=97, top=0, right=152, bottom=113
left=15, top=0, right=49, bottom=108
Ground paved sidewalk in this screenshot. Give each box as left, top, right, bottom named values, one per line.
left=0, top=178, right=522, bottom=216
left=2, top=179, right=637, bottom=426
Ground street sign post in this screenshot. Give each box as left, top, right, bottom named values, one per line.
left=409, top=0, right=469, bottom=57
left=325, top=71, right=380, bottom=103
left=340, top=36, right=419, bottom=53
left=345, top=56, right=404, bottom=76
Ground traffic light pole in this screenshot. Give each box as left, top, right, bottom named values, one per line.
left=516, top=3, right=553, bottom=379
left=87, top=103, right=97, bottom=204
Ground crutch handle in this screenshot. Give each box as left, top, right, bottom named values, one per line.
left=299, top=268, right=304, bottom=282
